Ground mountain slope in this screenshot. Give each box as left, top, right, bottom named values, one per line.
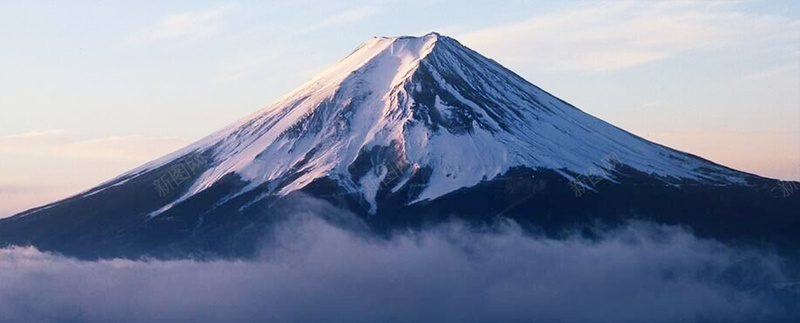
left=1, top=32, right=797, bottom=259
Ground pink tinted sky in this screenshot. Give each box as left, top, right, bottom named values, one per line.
left=0, top=0, right=798, bottom=217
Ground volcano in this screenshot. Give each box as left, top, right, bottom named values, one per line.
left=1, top=32, right=797, bottom=259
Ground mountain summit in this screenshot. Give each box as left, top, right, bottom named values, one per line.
left=1, top=33, right=797, bottom=259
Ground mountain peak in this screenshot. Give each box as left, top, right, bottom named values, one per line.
left=374, top=31, right=445, bottom=41
left=396, top=31, right=445, bottom=41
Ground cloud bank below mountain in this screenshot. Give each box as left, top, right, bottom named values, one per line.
left=1, top=214, right=796, bottom=323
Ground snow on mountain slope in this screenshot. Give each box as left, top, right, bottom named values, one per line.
left=98, top=32, right=748, bottom=217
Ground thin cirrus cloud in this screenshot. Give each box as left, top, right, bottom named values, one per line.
left=295, top=6, right=379, bottom=34
left=458, top=1, right=800, bottom=72
left=741, top=63, right=800, bottom=82
left=0, top=130, right=189, bottom=162
left=321, top=6, right=379, bottom=26
left=215, top=5, right=380, bottom=83
left=216, top=49, right=283, bottom=84
left=125, top=7, right=226, bottom=45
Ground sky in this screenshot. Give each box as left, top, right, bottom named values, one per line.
left=0, top=0, right=798, bottom=217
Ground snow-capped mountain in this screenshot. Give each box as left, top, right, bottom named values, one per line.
left=1, top=32, right=796, bottom=259
left=95, top=32, right=745, bottom=213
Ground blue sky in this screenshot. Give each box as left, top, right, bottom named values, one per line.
left=0, top=0, right=798, bottom=217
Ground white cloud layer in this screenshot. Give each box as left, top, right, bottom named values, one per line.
left=0, top=217, right=795, bottom=323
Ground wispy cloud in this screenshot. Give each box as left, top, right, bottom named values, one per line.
left=741, top=64, right=800, bottom=81
left=322, top=6, right=378, bottom=25
left=0, top=130, right=189, bottom=162
left=458, top=1, right=800, bottom=72
left=216, top=49, right=282, bottom=83
left=126, top=8, right=226, bottom=45
left=296, top=6, right=379, bottom=34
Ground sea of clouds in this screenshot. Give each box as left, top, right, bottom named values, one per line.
left=1, top=211, right=798, bottom=323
